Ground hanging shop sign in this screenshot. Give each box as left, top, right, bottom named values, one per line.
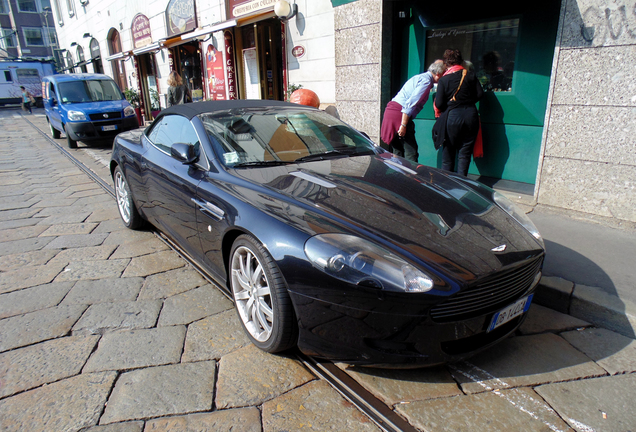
left=204, top=40, right=227, bottom=100
left=224, top=30, right=237, bottom=100
left=291, top=45, right=305, bottom=58
left=132, top=14, right=152, bottom=49
left=227, top=0, right=277, bottom=19
left=166, top=0, right=197, bottom=37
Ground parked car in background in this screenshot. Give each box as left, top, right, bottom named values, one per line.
left=0, top=60, right=56, bottom=107
left=43, top=73, right=139, bottom=148
left=110, top=100, right=545, bottom=367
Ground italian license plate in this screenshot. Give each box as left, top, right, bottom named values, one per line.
left=102, top=125, right=117, bottom=131
left=487, top=294, right=533, bottom=332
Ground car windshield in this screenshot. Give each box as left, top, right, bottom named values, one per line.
left=58, top=80, right=123, bottom=104
left=199, top=108, right=377, bottom=167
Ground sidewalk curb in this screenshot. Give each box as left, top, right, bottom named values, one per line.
left=535, top=276, right=636, bottom=338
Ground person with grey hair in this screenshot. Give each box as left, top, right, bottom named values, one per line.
left=380, top=60, right=445, bottom=162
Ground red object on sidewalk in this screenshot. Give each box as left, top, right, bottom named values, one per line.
left=474, top=120, right=483, bottom=158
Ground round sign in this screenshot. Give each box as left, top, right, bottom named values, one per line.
left=291, top=45, right=305, bottom=58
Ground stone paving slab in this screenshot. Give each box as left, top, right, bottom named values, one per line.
left=121, top=250, right=187, bottom=277
left=92, top=218, right=128, bottom=235
left=139, top=267, right=207, bottom=299
left=84, top=421, right=144, bottom=432
left=519, top=303, right=590, bottom=335
left=0, top=207, right=41, bottom=222
left=0, top=249, right=58, bottom=272
left=86, top=207, right=121, bottom=223
left=0, top=224, right=49, bottom=242
left=61, top=277, right=144, bottom=305
left=0, top=335, right=99, bottom=398
left=103, top=229, right=155, bottom=246
left=0, top=371, right=117, bottom=432
left=0, top=281, right=74, bottom=319
left=338, top=364, right=462, bottom=406
left=0, top=217, right=41, bottom=230
left=47, top=244, right=118, bottom=265
left=536, top=373, right=636, bottom=432
left=43, top=232, right=109, bottom=250
left=38, top=222, right=99, bottom=237
left=0, top=303, right=87, bottom=352
left=110, top=237, right=169, bottom=259
left=0, top=236, right=55, bottom=256
left=182, top=309, right=251, bottom=362
left=54, top=258, right=130, bottom=282
left=0, top=260, right=66, bottom=294
left=561, top=327, right=636, bottom=375
left=35, top=212, right=92, bottom=225
left=157, top=284, right=233, bottom=326
left=450, top=333, right=608, bottom=394
left=72, top=299, right=163, bottom=335
left=396, top=386, right=572, bottom=432
left=144, top=408, right=262, bottom=431
left=215, top=344, right=315, bottom=409
left=83, top=326, right=186, bottom=372
left=261, top=380, right=382, bottom=432
left=100, top=361, right=216, bottom=424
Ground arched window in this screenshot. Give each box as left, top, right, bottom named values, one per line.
left=107, top=28, right=127, bottom=90
left=89, top=38, right=103, bottom=74
left=65, top=51, right=74, bottom=73
left=76, top=45, right=87, bottom=73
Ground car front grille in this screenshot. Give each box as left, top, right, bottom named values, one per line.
left=430, top=256, right=543, bottom=322
left=89, top=112, right=122, bottom=120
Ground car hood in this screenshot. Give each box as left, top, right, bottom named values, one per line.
left=232, top=154, right=543, bottom=282
left=62, top=100, right=128, bottom=113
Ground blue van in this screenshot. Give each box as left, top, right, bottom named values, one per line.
left=43, top=73, right=139, bottom=148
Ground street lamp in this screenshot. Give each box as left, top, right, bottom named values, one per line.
left=41, top=6, right=54, bottom=60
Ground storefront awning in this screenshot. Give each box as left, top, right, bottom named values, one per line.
left=104, top=51, right=133, bottom=62
left=180, top=19, right=238, bottom=43
left=132, top=42, right=163, bottom=56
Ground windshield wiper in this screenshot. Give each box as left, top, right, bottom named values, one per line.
left=294, top=149, right=372, bottom=162
left=233, top=160, right=294, bottom=168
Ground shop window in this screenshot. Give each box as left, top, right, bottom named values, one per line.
left=426, top=18, right=520, bottom=92
left=23, top=27, right=44, bottom=46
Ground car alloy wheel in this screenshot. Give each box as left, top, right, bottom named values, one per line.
left=230, top=235, right=297, bottom=352
left=113, top=166, right=143, bottom=229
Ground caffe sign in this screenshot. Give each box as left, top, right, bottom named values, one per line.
left=166, top=0, right=197, bottom=37
left=228, top=0, right=277, bottom=19
left=131, top=14, right=152, bottom=49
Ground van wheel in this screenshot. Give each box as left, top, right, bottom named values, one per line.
left=64, top=125, right=77, bottom=149
left=49, top=120, right=60, bottom=139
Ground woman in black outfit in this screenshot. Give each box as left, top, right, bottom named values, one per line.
left=434, top=49, right=484, bottom=176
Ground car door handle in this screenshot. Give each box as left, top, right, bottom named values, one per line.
left=192, top=198, right=225, bottom=221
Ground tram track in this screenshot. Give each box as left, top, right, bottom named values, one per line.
left=21, top=113, right=418, bottom=432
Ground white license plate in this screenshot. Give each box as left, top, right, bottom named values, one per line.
left=487, top=294, right=533, bottom=332
left=102, top=125, right=117, bottom=131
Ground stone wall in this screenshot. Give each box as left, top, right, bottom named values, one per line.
left=537, top=0, right=636, bottom=222
left=333, top=0, right=383, bottom=142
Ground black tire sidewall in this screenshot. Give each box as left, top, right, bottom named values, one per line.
left=114, top=166, right=141, bottom=229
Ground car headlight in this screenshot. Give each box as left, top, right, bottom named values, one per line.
left=304, top=233, right=439, bottom=293
left=67, top=110, right=86, bottom=121
left=493, top=191, right=544, bottom=247
left=123, top=106, right=136, bottom=117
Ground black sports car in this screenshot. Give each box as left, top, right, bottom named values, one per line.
left=110, top=100, right=544, bottom=367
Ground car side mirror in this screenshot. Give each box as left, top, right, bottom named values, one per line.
left=171, top=142, right=199, bottom=164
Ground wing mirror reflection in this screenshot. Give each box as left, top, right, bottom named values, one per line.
left=171, top=142, right=199, bottom=164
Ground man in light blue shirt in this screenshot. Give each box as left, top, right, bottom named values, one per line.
left=381, top=60, right=445, bottom=162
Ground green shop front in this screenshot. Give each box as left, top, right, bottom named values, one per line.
left=382, top=1, right=561, bottom=193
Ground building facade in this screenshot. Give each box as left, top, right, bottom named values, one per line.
left=50, top=0, right=635, bottom=225
left=334, top=0, right=635, bottom=224
left=0, top=0, right=57, bottom=60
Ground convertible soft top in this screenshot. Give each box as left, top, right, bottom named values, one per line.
left=160, top=99, right=314, bottom=120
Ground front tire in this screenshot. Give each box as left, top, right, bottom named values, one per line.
left=230, top=234, right=297, bottom=353
left=64, top=125, right=77, bottom=149
left=113, top=166, right=143, bottom=230
left=49, top=119, right=60, bottom=139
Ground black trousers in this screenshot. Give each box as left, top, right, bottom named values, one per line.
left=390, top=121, right=418, bottom=163
left=442, top=105, right=479, bottom=176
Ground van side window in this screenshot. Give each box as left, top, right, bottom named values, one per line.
left=3, top=71, right=11, bottom=82
left=49, top=83, right=57, bottom=101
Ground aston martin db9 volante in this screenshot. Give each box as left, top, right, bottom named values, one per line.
left=110, top=100, right=544, bottom=367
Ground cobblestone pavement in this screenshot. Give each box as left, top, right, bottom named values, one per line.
left=1, top=108, right=635, bottom=432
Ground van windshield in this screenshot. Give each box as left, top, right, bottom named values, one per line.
left=58, top=80, right=123, bottom=104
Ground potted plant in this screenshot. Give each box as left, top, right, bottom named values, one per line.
left=123, top=88, right=142, bottom=125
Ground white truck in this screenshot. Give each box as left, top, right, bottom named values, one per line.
left=0, top=60, right=56, bottom=107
